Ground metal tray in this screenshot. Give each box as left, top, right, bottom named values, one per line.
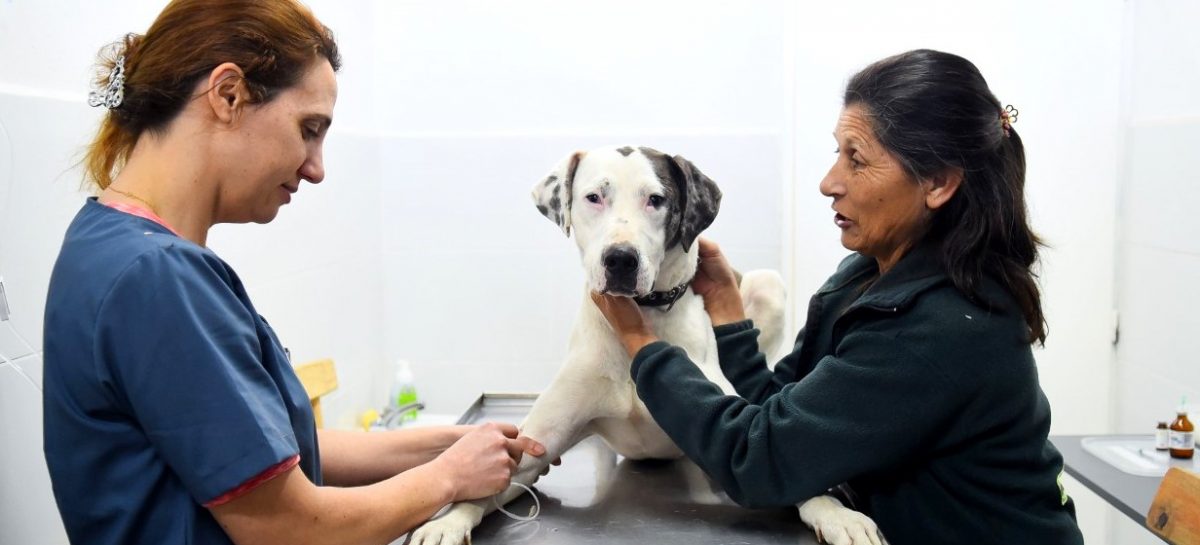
left=1081, top=435, right=1199, bottom=477
left=456, top=392, right=539, bottom=426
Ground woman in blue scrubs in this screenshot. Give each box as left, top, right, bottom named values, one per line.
left=42, top=2, right=545, bottom=544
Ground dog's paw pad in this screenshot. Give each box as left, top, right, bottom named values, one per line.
left=811, top=509, right=884, bottom=545
left=409, top=518, right=473, bottom=545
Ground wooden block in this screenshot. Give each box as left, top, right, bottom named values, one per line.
left=295, top=359, right=338, bottom=429
left=1147, top=467, right=1200, bottom=545
left=295, top=359, right=338, bottom=399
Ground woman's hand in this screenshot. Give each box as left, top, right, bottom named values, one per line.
left=690, top=238, right=746, bottom=326
left=590, top=292, right=660, bottom=358
left=431, top=422, right=545, bottom=501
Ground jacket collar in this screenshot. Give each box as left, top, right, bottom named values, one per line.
left=823, top=241, right=948, bottom=313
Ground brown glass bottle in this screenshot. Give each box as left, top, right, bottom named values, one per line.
left=1169, top=410, right=1194, bottom=459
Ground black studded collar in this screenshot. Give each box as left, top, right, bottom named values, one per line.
left=633, top=280, right=692, bottom=312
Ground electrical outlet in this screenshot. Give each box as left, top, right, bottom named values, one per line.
left=0, top=276, right=11, bottom=322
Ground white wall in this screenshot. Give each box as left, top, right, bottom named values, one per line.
left=1, top=6, right=174, bottom=543
left=369, top=0, right=790, bottom=412
left=1109, top=2, right=1200, bottom=544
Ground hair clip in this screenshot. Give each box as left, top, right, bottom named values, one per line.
left=1000, top=104, right=1019, bottom=137
left=88, top=55, right=126, bottom=110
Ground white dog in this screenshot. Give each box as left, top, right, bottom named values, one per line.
left=409, top=146, right=882, bottom=545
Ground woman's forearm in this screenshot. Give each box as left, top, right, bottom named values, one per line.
left=318, top=426, right=472, bottom=487
left=212, top=461, right=457, bottom=545
left=703, top=286, right=747, bottom=327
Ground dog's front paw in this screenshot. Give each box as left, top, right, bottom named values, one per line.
left=798, top=495, right=886, bottom=545
left=408, top=512, right=474, bottom=545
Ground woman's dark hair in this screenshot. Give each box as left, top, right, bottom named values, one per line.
left=844, top=49, right=1046, bottom=344
left=84, top=0, right=342, bottom=189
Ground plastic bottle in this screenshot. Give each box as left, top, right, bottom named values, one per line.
left=1169, top=397, right=1194, bottom=460
left=1155, top=421, right=1170, bottom=451
left=390, top=359, right=420, bottom=422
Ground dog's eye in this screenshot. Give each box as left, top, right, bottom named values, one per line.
left=585, top=193, right=601, bottom=204
left=648, top=195, right=665, bottom=208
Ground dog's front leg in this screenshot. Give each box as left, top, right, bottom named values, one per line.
left=408, top=380, right=602, bottom=545
left=797, top=495, right=886, bottom=545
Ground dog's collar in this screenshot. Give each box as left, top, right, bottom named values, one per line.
left=633, top=280, right=691, bottom=311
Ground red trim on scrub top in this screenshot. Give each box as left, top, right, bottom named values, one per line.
left=102, top=201, right=184, bottom=238
left=203, top=454, right=301, bottom=508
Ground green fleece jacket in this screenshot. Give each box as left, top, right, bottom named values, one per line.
left=630, top=245, right=1083, bottom=545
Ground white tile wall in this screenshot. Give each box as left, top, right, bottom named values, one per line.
left=0, top=95, right=100, bottom=358
left=1115, top=155, right=1200, bottom=431
left=1120, top=123, right=1200, bottom=256
left=368, top=0, right=788, bottom=134
left=1124, top=1, right=1200, bottom=123
left=0, top=92, right=103, bottom=545
left=1106, top=3, right=1200, bottom=544
left=0, top=357, right=67, bottom=545
left=1063, top=474, right=1114, bottom=545
left=0, top=3, right=164, bottom=97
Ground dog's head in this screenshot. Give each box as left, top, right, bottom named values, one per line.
left=532, top=145, right=721, bottom=296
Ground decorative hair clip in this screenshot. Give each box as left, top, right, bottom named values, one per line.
left=88, top=55, right=126, bottom=110
left=1000, top=104, right=1019, bottom=137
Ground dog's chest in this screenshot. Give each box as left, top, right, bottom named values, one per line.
left=591, top=391, right=683, bottom=459
left=589, top=294, right=733, bottom=459
left=645, top=295, right=731, bottom=390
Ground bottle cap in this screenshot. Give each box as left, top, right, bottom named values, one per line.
left=394, top=359, right=414, bottom=381
left=359, top=409, right=380, bottom=431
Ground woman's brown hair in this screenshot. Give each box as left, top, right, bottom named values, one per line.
left=83, top=0, right=341, bottom=189
left=845, top=49, right=1047, bottom=345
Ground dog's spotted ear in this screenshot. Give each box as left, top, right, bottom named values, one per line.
left=532, top=151, right=585, bottom=237
left=668, top=154, right=722, bottom=252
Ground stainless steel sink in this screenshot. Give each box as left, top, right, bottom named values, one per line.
left=1080, top=435, right=1198, bottom=476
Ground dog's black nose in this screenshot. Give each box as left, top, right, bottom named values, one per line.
left=602, top=245, right=639, bottom=275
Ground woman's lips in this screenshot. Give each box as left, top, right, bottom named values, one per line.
left=834, top=212, right=853, bottom=229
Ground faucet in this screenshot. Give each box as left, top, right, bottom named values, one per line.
left=374, top=401, right=427, bottom=429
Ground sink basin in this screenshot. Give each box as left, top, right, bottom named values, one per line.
left=1080, top=435, right=1198, bottom=477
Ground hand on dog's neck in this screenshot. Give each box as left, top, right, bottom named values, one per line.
left=653, top=244, right=700, bottom=291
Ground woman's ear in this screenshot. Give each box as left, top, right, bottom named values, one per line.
left=925, top=166, right=963, bottom=210
left=206, top=62, right=250, bottom=124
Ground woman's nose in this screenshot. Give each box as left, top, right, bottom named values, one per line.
left=300, top=151, right=325, bottom=184
left=819, top=165, right=842, bottom=197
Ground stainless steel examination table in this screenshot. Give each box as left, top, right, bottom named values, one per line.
left=400, top=393, right=819, bottom=545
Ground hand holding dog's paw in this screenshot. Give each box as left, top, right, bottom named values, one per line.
left=434, top=422, right=523, bottom=502
left=798, top=495, right=886, bottom=545
left=408, top=512, right=474, bottom=545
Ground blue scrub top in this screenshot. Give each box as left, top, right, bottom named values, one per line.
left=43, top=198, right=321, bottom=545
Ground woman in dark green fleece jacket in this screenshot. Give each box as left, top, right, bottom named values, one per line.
left=592, top=50, right=1085, bottom=545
